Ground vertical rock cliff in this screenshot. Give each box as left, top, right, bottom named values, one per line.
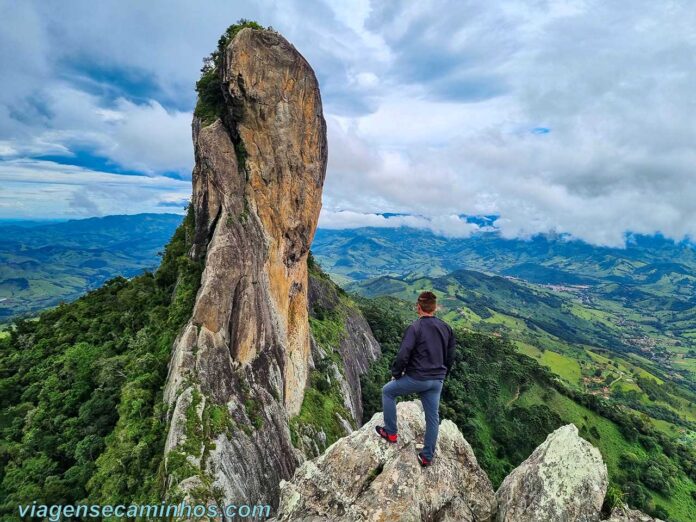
left=161, top=25, right=380, bottom=508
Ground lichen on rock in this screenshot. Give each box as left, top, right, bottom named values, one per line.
left=274, top=401, right=497, bottom=522
left=606, top=505, right=664, bottom=522
left=495, top=423, right=608, bottom=522
left=275, top=409, right=640, bottom=522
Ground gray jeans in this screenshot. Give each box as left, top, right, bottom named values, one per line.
left=382, top=374, right=444, bottom=460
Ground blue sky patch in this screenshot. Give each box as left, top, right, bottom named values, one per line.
left=36, top=151, right=149, bottom=177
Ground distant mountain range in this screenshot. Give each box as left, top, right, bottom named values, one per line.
left=313, top=228, right=696, bottom=339
left=0, top=213, right=182, bottom=321
left=312, top=226, right=696, bottom=286
left=4, top=216, right=695, bottom=326
left=314, top=227, right=696, bottom=372
left=1, top=213, right=695, bottom=519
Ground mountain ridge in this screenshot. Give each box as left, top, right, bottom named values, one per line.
left=0, top=213, right=182, bottom=321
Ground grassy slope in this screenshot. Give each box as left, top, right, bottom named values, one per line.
left=349, top=270, right=696, bottom=442
left=518, top=385, right=696, bottom=521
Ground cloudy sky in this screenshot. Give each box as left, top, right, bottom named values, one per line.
left=1, top=0, right=695, bottom=246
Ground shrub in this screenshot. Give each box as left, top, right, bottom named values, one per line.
left=194, top=19, right=264, bottom=124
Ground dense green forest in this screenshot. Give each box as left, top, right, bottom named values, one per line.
left=194, top=19, right=264, bottom=124
left=0, top=207, right=202, bottom=515
left=359, top=296, right=696, bottom=521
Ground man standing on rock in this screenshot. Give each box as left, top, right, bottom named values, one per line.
left=376, top=291, right=456, bottom=467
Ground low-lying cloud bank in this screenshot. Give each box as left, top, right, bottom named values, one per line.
left=318, top=209, right=695, bottom=248
left=318, top=210, right=486, bottom=239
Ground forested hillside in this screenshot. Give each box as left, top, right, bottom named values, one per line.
left=350, top=267, right=696, bottom=444
left=2, top=211, right=695, bottom=519
left=0, top=208, right=201, bottom=514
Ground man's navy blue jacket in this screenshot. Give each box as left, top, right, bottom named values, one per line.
left=391, top=316, right=456, bottom=380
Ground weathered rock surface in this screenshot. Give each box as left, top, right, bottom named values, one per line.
left=163, top=26, right=328, bottom=507
left=308, top=270, right=381, bottom=423
left=291, top=270, right=381, bottom=459
left=605, top=505, right=663, bottom=522
left=275, top=408, right=663, bottom=522
left=495, top=424, right=608, bottom=522
left=274, top=401, right=497, bottom=522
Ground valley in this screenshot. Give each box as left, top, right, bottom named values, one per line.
left=2, top=9, right=695, bottom=521
left=0, top=214, right=182, bottom=321
left=314, top=227, right=696, bottom=454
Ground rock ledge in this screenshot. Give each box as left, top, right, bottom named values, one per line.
left=273, top=402, right=664, bottom=522
left=275, top=401, right=497, bottom=521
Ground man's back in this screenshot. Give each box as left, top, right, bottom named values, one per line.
left=391, top=316, right=456, bottom=381
left=379, top=291, right=455, bottom=467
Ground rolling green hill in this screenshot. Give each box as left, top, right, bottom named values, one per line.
left=0, top=214, right=183, bottom=321
left=315, top=226, right=696, bottom=395
left=349, top=269, right=696, bottom=440
left=313, top=228, right=696, bottom=288
left=317, top=226, right=696, bottom=519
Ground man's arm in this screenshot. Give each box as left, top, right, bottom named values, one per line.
left=391, top=325, right=416, bottom=378
left=445, top=327, right=456, bottom=376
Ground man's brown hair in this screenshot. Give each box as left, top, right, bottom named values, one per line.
left=417, top=291, right=437, bottom=313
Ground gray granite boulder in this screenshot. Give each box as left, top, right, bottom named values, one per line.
left=496, top=424, right=608, bottom=522
left=274, top=401, right=497, bottom=521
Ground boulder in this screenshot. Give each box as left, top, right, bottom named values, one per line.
left=274, top=401, right=497, bottom=521
left=605, top=505, right=664, bottom=522
left=496, top=424, right=608, bottom=522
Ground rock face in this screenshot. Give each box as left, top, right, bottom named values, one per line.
left=290, top=267, right=381, bottom=459
left=606, top=506, right=663, bottom=522
left=274, top=401, right=497, bottom=521
left=276, top=408, right=663, bottom=522
left=163, top=26, right=330, bottom=506
left=308, top=269, right=381, bottom=423
left=495, top=424, right=608, bottom=522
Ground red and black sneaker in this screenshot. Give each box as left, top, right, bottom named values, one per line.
left=417, top=452, right=432, bottom=467
left=375, top=425, right=398, bottom=443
